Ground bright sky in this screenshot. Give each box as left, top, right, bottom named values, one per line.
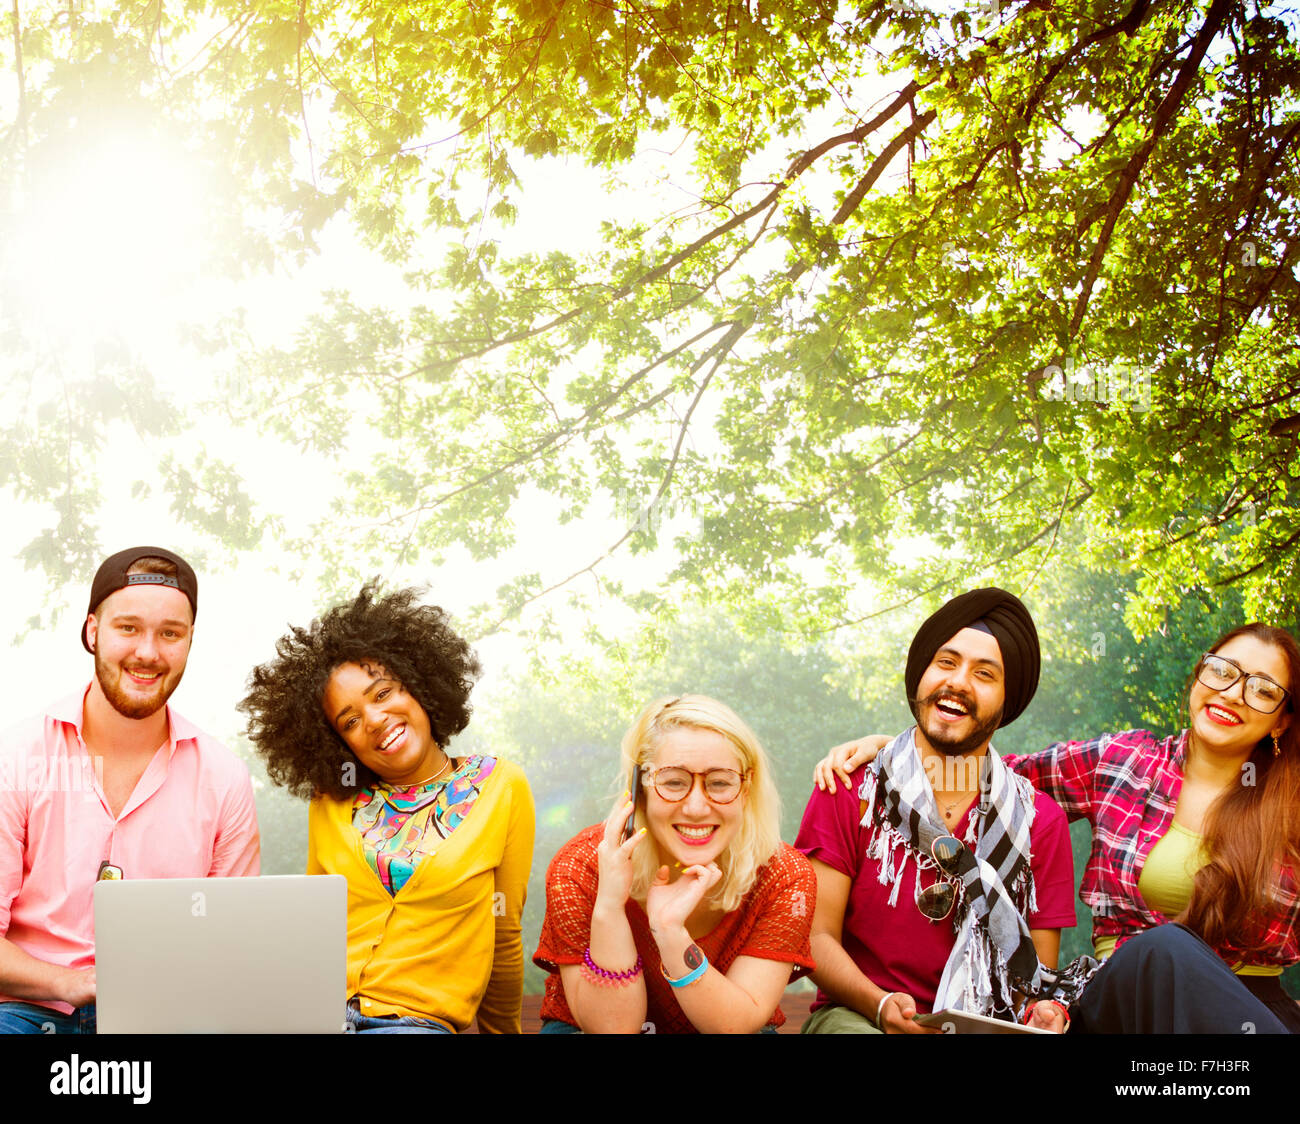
left=0, top=23, right=920, bottom=750
left=0, top=134, right=713, bottom=740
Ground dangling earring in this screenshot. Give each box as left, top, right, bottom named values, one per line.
left=1273, top=733, right=1282, bottom=758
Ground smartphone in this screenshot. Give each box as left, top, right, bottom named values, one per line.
left=622, top=765, right=642, bottom=842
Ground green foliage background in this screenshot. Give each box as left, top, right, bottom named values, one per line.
left=4, top=0, right=1299, bottom=1003
left=2, top=0, right=1299, bottom=638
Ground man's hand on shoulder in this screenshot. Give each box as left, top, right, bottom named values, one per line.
left=813, top=736, right=889, bottom=794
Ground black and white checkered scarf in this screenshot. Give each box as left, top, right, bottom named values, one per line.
left=859, top=728, right=1043, bottom=1018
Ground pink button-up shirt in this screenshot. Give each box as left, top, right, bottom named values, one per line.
left=0, top=685, right=260, bottom=1013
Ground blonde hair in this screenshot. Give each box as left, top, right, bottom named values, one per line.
left=619, top=694, right=781, bottom=913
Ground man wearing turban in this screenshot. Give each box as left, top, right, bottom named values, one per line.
left=794, top=588, right=1077, bottom=1033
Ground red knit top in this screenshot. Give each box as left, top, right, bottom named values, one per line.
left=533, top=824, right=816, bottom=1033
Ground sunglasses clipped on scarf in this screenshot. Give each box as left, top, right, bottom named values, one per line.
left=916, top=833, right=967, bottom=921
left=915, top=819, right=1101, bottom=1010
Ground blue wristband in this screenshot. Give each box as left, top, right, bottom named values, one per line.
left=661, top=953, right=709, bottom=989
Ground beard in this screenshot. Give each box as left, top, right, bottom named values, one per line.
left=94, top=650, right=182, bottom=720
left=917, top=688, right=1002, bottom=757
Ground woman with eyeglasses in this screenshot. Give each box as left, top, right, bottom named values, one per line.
left=533, top=695, right=816, bottom=1033
left=814, top=623, right=1300, bottom=1033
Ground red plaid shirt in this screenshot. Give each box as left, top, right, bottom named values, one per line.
left=1003, top=729, right=1300, bottom=969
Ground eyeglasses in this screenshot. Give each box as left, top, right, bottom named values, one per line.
left=1197, top=653, right=1291, bottom=715
left=917, top=834, right=965, bottom=921
left=645, top=766, right=747, bottom=805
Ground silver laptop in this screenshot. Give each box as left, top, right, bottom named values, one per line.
left=94, top=874, right=346, bottom=1033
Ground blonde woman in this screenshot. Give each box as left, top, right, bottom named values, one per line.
left=533, top=695, right=815, bottom=1033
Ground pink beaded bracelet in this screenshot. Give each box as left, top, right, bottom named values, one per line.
left=580, top=947, right=643, bottom=988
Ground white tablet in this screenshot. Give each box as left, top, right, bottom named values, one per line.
left=914, top=1008, right=1053, bottom=1034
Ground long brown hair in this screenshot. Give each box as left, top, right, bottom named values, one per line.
left=1180, top=624, right=1300, bottom=953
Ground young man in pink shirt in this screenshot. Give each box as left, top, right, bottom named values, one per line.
left=0, top=546, right=260, bottom=1033
left=796, top=587, right=1077, bottom=1033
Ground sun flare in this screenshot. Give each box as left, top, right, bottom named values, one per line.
left=6, top=128, right=213, bottom=386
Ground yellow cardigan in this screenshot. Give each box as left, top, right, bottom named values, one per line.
left=307, top=757, right=535, bottom=1033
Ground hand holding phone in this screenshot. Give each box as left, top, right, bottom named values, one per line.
left=622, top=766, right=642, bottom=842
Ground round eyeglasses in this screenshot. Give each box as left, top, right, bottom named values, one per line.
left=1197, top=653, right=1290, bottom=715
left=645, top=766, right=747, bottom=805
left=917, top=834, right=965, bottom=921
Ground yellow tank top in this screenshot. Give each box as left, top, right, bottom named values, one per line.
left=1093, top=822, right=1281, bottom=976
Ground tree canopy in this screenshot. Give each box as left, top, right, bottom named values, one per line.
left=3, top=1, right=1298, bottom=639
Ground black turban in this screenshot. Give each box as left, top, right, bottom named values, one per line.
left=904, top=587, right=1040, bottom=728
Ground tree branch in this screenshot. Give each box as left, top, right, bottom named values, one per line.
left=1070, top=0, right=1233, bottom=337
left=1019, top=0, right=1153, bottom=126
left=297, top=1, right=317, bottom=186
left=9, top=0, right=26, bottom=151
left=476, top=320, right=746, bottom=635
left=350, top=319, right=745, bottom=531
left=1215, top=525, right=1300, bottom=586
left=403, top=82, right=930, bottom=378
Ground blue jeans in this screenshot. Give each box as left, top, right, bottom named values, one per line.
left=344, top=1001, right=452, bottom=1034
left=1073, top=924, right=1291, bottom=1034
left=0, top=1001, right=97, bottom=1034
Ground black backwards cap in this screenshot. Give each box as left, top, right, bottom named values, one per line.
left=904, top=586, right=1040, bottom=728
left=81, top=546, right=198, bottom=653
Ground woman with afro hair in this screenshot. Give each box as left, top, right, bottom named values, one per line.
left=240, top=583, right=534, bottom=1033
